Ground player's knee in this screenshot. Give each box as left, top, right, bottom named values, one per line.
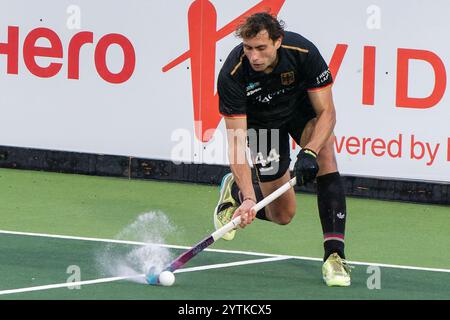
left=318, top=135, right=335, bottom=158
left=276, top=215, right=293, bottom=225
left=317, top=135, right=337, bottom=173
left=300, top=118, right=317, bottom=147
left=272, top=209, right=295, bottom=225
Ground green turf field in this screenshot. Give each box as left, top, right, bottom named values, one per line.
left=0, top=168, right=449, bottom=300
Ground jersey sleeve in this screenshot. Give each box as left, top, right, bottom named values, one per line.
left=217, top=70, right=247, bottom=118
left=303, top=43, right=333, bottom=91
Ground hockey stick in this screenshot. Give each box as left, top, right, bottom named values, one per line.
left=146, top=176, right=297, bottom=285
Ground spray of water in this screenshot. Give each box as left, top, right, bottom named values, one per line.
left=96, top=211, right=176, bottom=284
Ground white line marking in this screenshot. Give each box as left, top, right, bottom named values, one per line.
left=175, top=256, right=290, bottom=273
left=0, top=275, right=140, bottom=296
left=1, top=229, right=450, bottom=273
left=0, top=257, right=290, bottom=296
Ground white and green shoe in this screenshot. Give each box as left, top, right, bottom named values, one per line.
left=322, top=253, right=352, bottom=287
left=213, top=173, right=239, bottom=241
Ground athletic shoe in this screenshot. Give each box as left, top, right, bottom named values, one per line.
left=213, top=173, right=239, bottom=241
left=322, top=253, right=352, bottom=286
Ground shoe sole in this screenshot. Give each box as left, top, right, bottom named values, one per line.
left=213, top=173, right=235, bottom=240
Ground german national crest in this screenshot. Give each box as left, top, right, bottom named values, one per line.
left=281, top=71, right=295, bottom=85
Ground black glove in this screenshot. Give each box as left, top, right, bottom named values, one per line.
left=294, top=148, right=319, bottom=186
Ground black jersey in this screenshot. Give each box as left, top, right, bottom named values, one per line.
left=217, top=31, right=333, bottom=129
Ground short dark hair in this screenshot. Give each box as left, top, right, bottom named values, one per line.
left=235, top=12, right=285, bottom=41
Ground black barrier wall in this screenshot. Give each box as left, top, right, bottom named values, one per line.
left=0, top=145, right=448, bottom=205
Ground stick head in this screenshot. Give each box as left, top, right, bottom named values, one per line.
left=146, top=266, right=160, bottom=285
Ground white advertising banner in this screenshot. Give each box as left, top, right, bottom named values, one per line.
left=0, top=0, right=449, bottom=182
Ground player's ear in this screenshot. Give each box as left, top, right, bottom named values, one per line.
left=274, top=36, right=282, bottom=49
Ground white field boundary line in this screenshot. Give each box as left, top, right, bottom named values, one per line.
left=176, top=256, right=290, bottom=273
left=1, top=229, right=450, bottom=274
left=0, top=257, right=290, bottom=296
left=0, top=275, right=137, bottom=296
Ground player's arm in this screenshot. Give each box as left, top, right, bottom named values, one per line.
left=294, top=41, right=336, bottom=185
left=293, top=86, right=336, bottom=185
left=218, top=67, right=257, bottom=225
left=305, top=86, right=336, bottom=154
left=224, top=117, right=256, bottom=202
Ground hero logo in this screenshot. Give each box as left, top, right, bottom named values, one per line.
left=162, top=0, right=287, bottom=142
left=0, top=26, right=135, bottom=84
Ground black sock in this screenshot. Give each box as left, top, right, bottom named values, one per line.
left=231, top=181, right=268, bottom=220
left=317, top=172, right=347, bottom=261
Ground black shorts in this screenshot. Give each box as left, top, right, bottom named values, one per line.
left=248, top=109, right=316, bottom=183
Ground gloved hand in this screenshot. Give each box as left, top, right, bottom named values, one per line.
left=294, top=148, right=319, bottom=186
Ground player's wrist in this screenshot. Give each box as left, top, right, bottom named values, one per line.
left=242, top=196, right=256, bottom=203
left=301, top=148, right=318, bottom=158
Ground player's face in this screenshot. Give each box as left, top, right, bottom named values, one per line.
left=243, top=30, right=282, bottom=73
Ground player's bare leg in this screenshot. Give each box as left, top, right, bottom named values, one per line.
left=257, top=171, right=296, bottom=225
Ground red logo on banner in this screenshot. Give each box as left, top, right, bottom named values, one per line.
left=162, top=0, right=286, bottom=142
left=0, top=26, right=135, bottom=84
